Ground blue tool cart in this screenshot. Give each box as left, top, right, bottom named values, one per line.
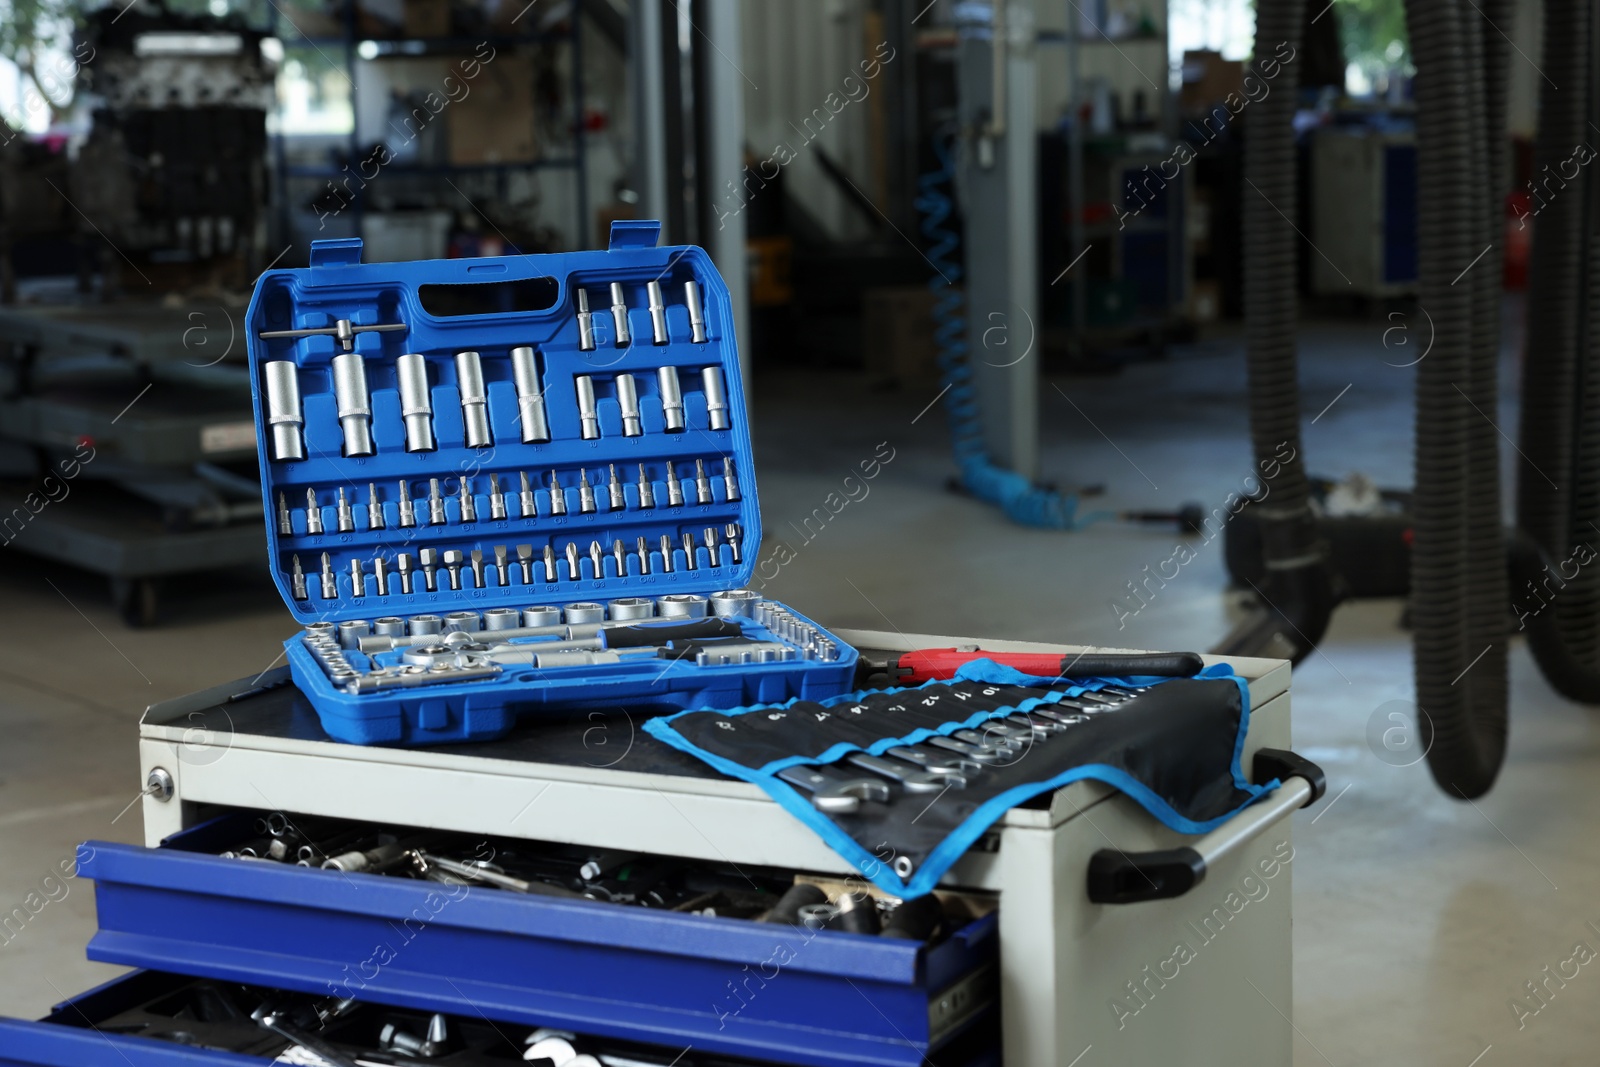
left=244, top=223, right=856, bottom=745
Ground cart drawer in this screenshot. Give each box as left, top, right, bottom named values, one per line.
left=0, top=969, right=1002, bottom=1066
left=77, top=816, right=997, bottom=1067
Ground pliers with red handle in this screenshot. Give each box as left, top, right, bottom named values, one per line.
left=855, top=647, right=1206, bottom=689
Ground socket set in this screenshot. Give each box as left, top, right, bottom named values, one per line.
left=246, top=224, right=856, bottom=744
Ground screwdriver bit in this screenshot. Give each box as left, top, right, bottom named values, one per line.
left=608, top=464, right=626, bottom=510
left=306, top=488, right=324, bottom=535
left=291, top=555, right=308, bottom=599
left=398, top=480, right=416, bottom=528
left=637, top=464, right=655, bottom=509
left=517, top=544, right=534, bottom=584
left=661, top=534, right=675, bottom=573
left=428, top=479, right=447, bottom=525
left=578, top=469, right=597, bottom=514
left=694, top=460, right=712, bottom=505
left=520, top=471, right=538, bottom=518
left=549, top=471, right=568, bottom=516
left=493, top=545, right=508, bottom=586
left=543, top=545, right=558, bottom=583
left=419, top=548, right=439, bottom=592
left=367, top=483, right=385, bottom=529
left=373, top=556, right=389, bottom=596
left=397, top=553, right=414, bottom=594
left=614, top=539, right=626, bottom=576
left=336, top=487, right=355, bottom=533
left=666, top=461, right=684, bottom=507
left=590, top=540, right=604, bottom=579
left=704, top=527, right=719, bottom=565
left=443, top=550, right=465, bottom=590
left=320, top=552, right=337, bottom=598
left=637, top=536, right=651, bottom=575
left=726, top=524, right=742, bottom=564
left=277, top=492, right=293, bottom=536
left=459, top=477, right=477, bottom=523
left=350, top=558, right=365, bottom=597
left=683, top=532, right=698, bottom=570
left=565, top=542, right=581, bottom=581
left=723, top=457, right=740, bottom=502
left=489, top=475, right=507, bottom=520
left=469, top=549, right=485, bottom=588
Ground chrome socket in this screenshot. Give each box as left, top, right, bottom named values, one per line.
left=510, top=346, right=551, bottom=443
left=616, top=374, right=642, bottom=436
left=702, top=366, right=730, bottom=430
left=710, top=589, right=761, bottom=618
left=522, top=605, right=561, bottom=628
left=338, top=619, right=370, bottom=649
left=396, top=353, right=436, bottom=452
left=332, top=353, right=374, bottom=457
left=685, top=280, right=708, bottom=343
left=647, top=280, right=669, bottom=344
left=575, top=375, right=601, bottom=440
left=658, top=367, right=686, bottom=432
left=373, top=617, right=406, bottom=637
left=455, top=351, right=492, bottom=448
left=659, top=593, right=709, bottom=619
left=484, top=607, right=522, bottom=631
left=263, top=361, right=305, bottom=461
left=443, top=610, right=482, bottom=633
left=576, top=288, right=596, bottom=351
left=609, top=282, right=631, bottom=345
left=564, top=602, right=607, bottom=625
left=608, top=597, right=655, bottom=620
left=409, top=614, right=443, bottom=636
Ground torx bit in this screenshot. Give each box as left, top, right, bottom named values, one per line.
left=419, top=548, right=439, bottom=592
left=398, top=481, right=417, bottom=528
left=489, top=475, right=507, bottom=520
left=608, top=464, right=626, bottom=510
left=613, top=539, right=627, bottom=577
left=428, top=478, right=447, bottom=525
left=549, top=471, right=568, bottom=516
left=647, top=280, right=669, bottom=344
left=443, top=550, right=465, bottom=590
left=516, top=544, right=534, bottom=584
left=723, top=457, right=740, bottom=502
left=337, top=487, right=355, bottom=533
left=397, top=553, right=414, bottom=594
left=576, top=288, right=596, bottom=351
left=291, top=555, right=308, bottom=599
left=565, top=542, right=581, bottom=581
left=666, top=461, right=685, bottom=507
left=373, top=555, right=389, bottom=596
left=578, top=469, right=597, bottom=514
left=685, top=280, right=708, bottom=343
left=609, top=282, right=631, bottom=346
left=277, top=492, right=293, bottom=536
left=694, top=459, right=713, bottom=505
left=469, top=549, right=485, bottom=589
left=590, top=540, right=604, bottom=579
left=543, top=545, right=558, bottom=582
left=519, top=471, right=538, bottom=519
left=306, top=488, right=324, bottom=535
left=637, top=536, right=651, bottom=575
left=458, top=477, right=477, bottom=523
left=493, top=545, right=508, bottom=586
left=683, top=532, right=698, bottom=570
left=704, top=527, right=720, bottom=565
left=637, top=463, right=656, bottom=509
left=367, top=483, right=385, bottom=530
left=320, top=552, right=337, bottom=598
left=726, top=523, right=742, bottom=564
left=350, top=558, right=366, bottom=597
left=661, top=534, right=675, bottom=573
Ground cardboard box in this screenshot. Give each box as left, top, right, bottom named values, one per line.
left=403, top=0, right=451, bottom=37
left=863, top=286, right=939, bottom=388
left=448, top=51, right=537, bottom=165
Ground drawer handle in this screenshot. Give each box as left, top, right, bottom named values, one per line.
left=1085, top=748, right=1326, bottom=905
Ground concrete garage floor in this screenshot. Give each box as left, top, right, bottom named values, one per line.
left=2, top=310, right=1597, bottom=1065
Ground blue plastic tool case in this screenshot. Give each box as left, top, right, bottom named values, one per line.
left=245, top=222, right=856, bottom=744
left=0, top=814, right=998, bottom=1067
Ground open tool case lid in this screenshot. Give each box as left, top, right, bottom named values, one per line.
left=245, top=221, right=759, bottom=625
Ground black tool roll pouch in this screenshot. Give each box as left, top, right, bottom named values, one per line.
left=644, top=659, right=1273, bottom=897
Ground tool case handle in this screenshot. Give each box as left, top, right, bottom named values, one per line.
left=1084, top=748, right=1326, bottom=905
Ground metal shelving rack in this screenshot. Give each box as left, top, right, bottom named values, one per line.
left=270, top=3, right=590, bottom=252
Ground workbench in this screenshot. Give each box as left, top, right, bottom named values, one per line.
left=126, top=630, right=1298, bottom=1066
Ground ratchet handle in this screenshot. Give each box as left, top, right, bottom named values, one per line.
left=881, top=649, right=1207, bottom=685
left=602, top=618, right=743, bottom=648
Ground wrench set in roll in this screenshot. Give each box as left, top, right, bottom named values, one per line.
left=246, top=224, right=856, bottom=745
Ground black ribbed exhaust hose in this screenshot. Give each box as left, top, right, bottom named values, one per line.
left=1408, top=0, right=1508, bottom=798
left=1514, top=0, right=1600, bottom=699
left=1212, top=0, right=1340, bottom=666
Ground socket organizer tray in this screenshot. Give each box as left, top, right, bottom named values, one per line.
left=247, top=221, right=857, bottom=745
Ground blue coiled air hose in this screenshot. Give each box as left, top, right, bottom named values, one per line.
left=914, top=132, right=1111, bottom=529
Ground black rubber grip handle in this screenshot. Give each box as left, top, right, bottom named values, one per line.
left=1056, top=652, right=1206, bottom=678
left=1086, top=847, right=1206, bottom=904
left=602, top=618, right=743, bottom=648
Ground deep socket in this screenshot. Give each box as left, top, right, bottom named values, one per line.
left=647, top=280, right=669, bottom=343
left=510, top=346, right=551, bottom=442
left=332, top=353, right=374, bottom=456
left=609, top=282, right=631, bottom=345
left=616, top=374, right=642, bottom=436
left=685, top=280, right=708, bottom=343
left=576, top=289, right=596, bottom=351
left=702, top=366, right=730, bottom=430
left=263, top=361, right=305, bottom=461
left=575, top=375, right=601, bottom=440
left=396, top=353, right=436, bottom=451
left=455, top=351, right=492, bottom=447
left=658, top=366, right=686, bottom=431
